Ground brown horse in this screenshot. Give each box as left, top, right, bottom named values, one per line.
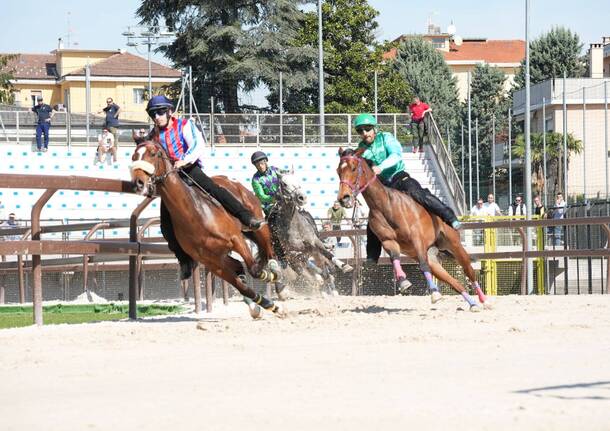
left=130, top=139, right=284, bottom=318
left=336, top=148, right=490, bottom=312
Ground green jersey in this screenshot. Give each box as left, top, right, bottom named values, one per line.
left=357, top=131, right=405, bottom=182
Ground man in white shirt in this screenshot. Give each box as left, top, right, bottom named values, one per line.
left=470, top=198, right=486, bottom=217
left=96, top=127, right=117, bottom=164
left=469, top=198, right=486, bottom=245
left=483, top=193, right=502, bottom=216
left=508, top=195, right=526, bottom=216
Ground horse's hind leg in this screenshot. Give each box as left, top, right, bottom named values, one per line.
left=427, top=259, right=481, bottom=312
left=441, top=230, right=490, bottom=307
left=215, top=254, right=284, bottom=318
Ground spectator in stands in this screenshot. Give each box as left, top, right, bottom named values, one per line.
left=470, top=198, right=486, bottom=217
left=470, top=198, right=486, bottom=245
left=409, top=96, right=432, bottom=153
left=327, top=201, right=346, bottom=243
left=100, top=98, right=121, bottom=147
left=552, top=192, right=567, bottom=246
left=0, top=199, right=5, bottom=222
left=96, top=127, right=117, bottom=164
left=534, top=195, right=546, bottom=219
left=32, top=96, right=55, bottom=152
left=0, top=213, right=20, bottom=241
left=483, top=193, right=502, bottom=216
left=508, top=195, right=526, bottom=216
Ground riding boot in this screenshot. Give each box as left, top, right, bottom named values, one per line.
left=184, top=165, right=264, bottom=230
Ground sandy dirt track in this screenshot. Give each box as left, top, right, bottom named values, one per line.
left=1, top=294, right=609, bottom=431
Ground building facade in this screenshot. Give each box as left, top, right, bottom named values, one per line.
left=383, top=30, right=525, bottom=101
left=4, top=48, right=181, bottom=122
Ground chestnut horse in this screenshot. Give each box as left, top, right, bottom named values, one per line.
left=130, top=139, right=284, bottom=318
left=337, top=148, right=490, bottom=312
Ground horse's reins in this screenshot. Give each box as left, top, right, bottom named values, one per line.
left=339, top=155, right=378, bottom=198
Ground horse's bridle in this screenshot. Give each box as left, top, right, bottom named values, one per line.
left=131, top=142, right=180, bottom=196
left=339, top=155, right=377, bottom=198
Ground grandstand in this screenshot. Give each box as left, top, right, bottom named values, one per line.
left=0, top=142, right=455, bottom=240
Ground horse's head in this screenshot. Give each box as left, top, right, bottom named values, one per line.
left=278, top=173, right=307, bottom=206
left=336, top=147, right=371, bottom=208
left=129, top=132, right=171, bottom=196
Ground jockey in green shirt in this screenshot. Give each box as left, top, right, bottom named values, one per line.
left=250, top=151, right=282, bottom=216
left=353, top=113, right=461, bottom=263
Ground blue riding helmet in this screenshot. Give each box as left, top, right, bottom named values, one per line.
left=251, top=151, right=268, bottom=165
left=146, top=95, right=174, bottom=116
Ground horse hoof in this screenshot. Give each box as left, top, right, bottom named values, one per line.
left=321, top=291, right=328, bottom=298
left=273, top=303, right=287, bottom=318
left=342, top=264, right=354, bottom=273
left=277, top=288, right=291, bottom=301
left=248, top=303, right=263, bottom=319
left=483, top=300, right=494, bottom=310
left=331, top=289, right=340, bottom=297
left=398, top=278, right=412, bottom=294
left=314, top=274, right=324, bottom=284
left=430, top=291, right=443, bottom=304
left=470, top=304, right=482, bottom=313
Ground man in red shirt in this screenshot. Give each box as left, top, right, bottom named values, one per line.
left=409, top=96, right=432, bottom=153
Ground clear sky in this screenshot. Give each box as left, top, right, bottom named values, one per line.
left=1, top=0, right=608, bottom=105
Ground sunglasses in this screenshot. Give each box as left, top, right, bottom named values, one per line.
left=149, top=108, right=169, bottom=118
left=356, top=125, right=374, bottom=133
left=106, top=100, right=113, bottom=104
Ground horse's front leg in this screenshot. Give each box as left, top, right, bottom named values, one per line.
left=315, top=238, right=353, bottom=273
left=380, top=240, right=412, bottom=294
left=230, top=237, right=285, bottom=316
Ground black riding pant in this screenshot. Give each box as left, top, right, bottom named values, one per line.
left=159, top=164, right=255, bottom=264
left=365, top=170, right=458, bottom=262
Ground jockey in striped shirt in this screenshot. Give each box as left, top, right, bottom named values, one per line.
left=147, top=95, right=264, bottom=280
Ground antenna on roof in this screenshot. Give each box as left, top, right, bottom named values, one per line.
left=447, top=20, right=462, bottom=47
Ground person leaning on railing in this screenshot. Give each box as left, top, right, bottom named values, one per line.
left=408, top=96, right=432, bottom=153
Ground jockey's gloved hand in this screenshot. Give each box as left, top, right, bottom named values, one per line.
left=278, top=169, right=291, bottom=175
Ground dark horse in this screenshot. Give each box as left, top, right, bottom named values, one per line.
left=337, top=148, right=490, bottom=312
left=269, top=174, right=352, bottom=295
left=130, top=138, right=284, bottom=318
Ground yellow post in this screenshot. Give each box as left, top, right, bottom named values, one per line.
left=535, top=217, right=545, bottom=294
left=483, top=216, right=498, bottom=296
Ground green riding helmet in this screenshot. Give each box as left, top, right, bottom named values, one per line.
left=353, top=113, right=377, bottom=129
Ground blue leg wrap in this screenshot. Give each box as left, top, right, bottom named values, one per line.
left=424, top=271, right=439, bottom=292
left=460, top=291, right=477, bottom=307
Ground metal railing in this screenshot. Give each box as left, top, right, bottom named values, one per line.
left=426, top=114, right=466, bottom=214
left=0, top=110, right=417, bottom=147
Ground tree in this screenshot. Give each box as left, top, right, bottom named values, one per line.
left=392, top=37, right=460, bottom=130
left=269, top=0, right=410, bottom=114
left=514, top=27, right=585, bottom=88
left=467, top=63, right=511, bottom=195
left=513, top=132, right=582, bottom=197
left=137, top=0, right=316, bottom=113
left=0, top=54, right=16, bottom=104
